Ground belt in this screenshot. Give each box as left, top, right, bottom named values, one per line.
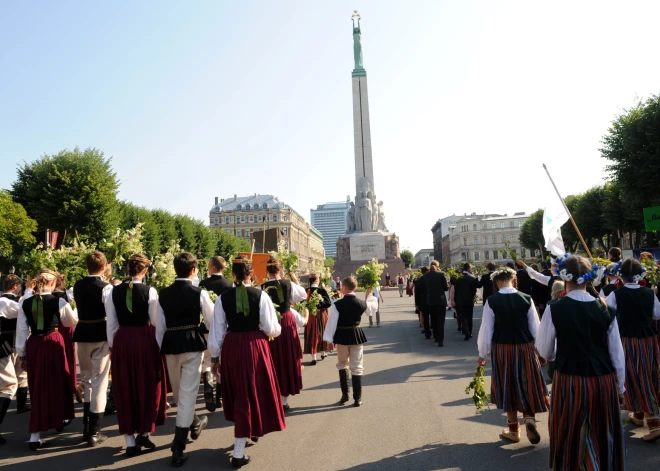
left=337, top=325, right=360, bottom=329
left=77, top=318, right=107, bottom=324
left=166, top=324, right=199, bottom=332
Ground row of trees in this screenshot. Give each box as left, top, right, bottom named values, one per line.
left=520, top=94, right=660, bottom=257
left=0, top=147, right=250, bottom=275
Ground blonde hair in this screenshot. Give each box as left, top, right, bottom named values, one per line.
left=34, top=268, right=58, bottom=293
left=550, top=280, right=565, bottom=300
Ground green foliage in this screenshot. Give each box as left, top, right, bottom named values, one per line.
left=400, top=249, right=414, bottom=268
left=355, top=258, right=387, bottom=289
left=100, top=224, right=145, bottom=276
left=174, top=215, right=197, bottom=253
left=119, top=202, right=162, bottom=256
left=149, top=240, right=181, bottom=292
left=323, top=256, right=336, bottom=268
left=0, top=191, right=37, bottom=269
left=465, top=366, right=489, bottom=411
left=269, top=240, right=298, bottom=274
left=151, top=209, right=178, bottom=250
left=519, top=209, right=544, bottom=255
left=574, top=186, right=608, bottom=249
left=11, top=147, right=120, bottom=244
left=212, top=228, right=251, bottom=260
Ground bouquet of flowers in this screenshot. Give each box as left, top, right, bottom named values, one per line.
left=150, top=240, right=180, bottom=292
left=465, top=366, right=489, bottom=411
left=355, top=258, right=387, bottom=289
left=269, top=240, right=298, bottom=275
left=305, top=290, right=325, bottom=316
left=640, top=252, right=660, bottom=286
left=292, top=301, right=309, bottom=320
left=319, top=266, right=333, bottom=290
left=445, top=266, right=463, bottom=281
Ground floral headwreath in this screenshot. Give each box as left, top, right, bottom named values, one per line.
left=553, top=253, right=600, bottom=285
left=491, top=267, right=516, bottom=279
left=611, top=261, right=646, bottom=283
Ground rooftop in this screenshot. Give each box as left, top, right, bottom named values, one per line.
left=210, top=194, right=289, bottom=213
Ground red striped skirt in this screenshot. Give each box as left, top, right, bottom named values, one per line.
left=268, top=311, right=303, bottom=397
left=221, top=330, right=286, bottom=438
left=57, top=322, right=76, bottom=390
left=490, top=342, right=549, bottom=413
left=549, top=371, right=625, bottom=471
left=304, top=308, right=329, bottom=355
left=621, top=335, right=660, bottom=416
left=26, top=331, right=74, bottom=433
left=111, top=325, right=168, bottom=435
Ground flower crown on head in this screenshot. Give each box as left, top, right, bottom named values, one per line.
left=553, top=253, right=600, bottom=285
left=611, top=261, right=646, bottom=283
left=491, top=267, right=516, bottom=279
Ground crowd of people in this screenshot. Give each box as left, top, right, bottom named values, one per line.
left=0, top=251, right=377, bottom=468
left=411, top=247, right=660, bottom=469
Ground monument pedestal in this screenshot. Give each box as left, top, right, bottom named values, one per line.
left=333, top=231, right=406, bottom=285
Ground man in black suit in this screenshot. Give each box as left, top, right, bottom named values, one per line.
left=414, top=266, right=430, bottom=337
left=477, top=262, right=497, bottom=306
left=515, top=261, right=533, bottom=296
left=198, top=256, right=233, bottom=411
left=453, top=262, right=478, bottom=341
left=424, top=261, right=449, bottom=347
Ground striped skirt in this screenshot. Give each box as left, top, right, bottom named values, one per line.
left=490, top=342, right=549, bottom=414
left=304, top=308, right=331, bottom=355
left=549, top=371, right=625, bottom=470
left=622, top=335, right=660, bottom=416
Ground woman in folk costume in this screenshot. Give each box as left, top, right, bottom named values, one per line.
left=52, top=274, right=79, bottom=403
left=16, top=268, right=79, bottom=450
left=209, top=256, right=285, bottom=469
left=476, top=267, right=548, bottom=444
left=537, top=255, right=626, bottom=470
left=105, top=254, right=168, bottom=457
left=261, top=257, right=307, bottom=412
left=605, top=258, right=660, bottom=442
left=304, top=273, right=332, bottom=365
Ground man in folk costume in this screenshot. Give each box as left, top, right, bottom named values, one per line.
left=304, top=273, right=332, bottom=365
left=324, top=276, right=377, bottom=407
left=73, top=250, right=113, bottom=446
left=156, top=252, right=214, bottom=467
left=261, top=257, right=307, bottom=411
left=198, top=256, right=233, bottom=412
left=209, top=255, right=286, bottom=469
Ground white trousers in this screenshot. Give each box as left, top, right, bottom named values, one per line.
left=202, top=335, right=212, bottom=373
left=165, top=351, right=203, bottom=428
left=336, top=344, right=364, bottom=376
left=0, top=355, right=17, bottom=399
left=77, top=341, right=111, bottom=413
left=12, top=352, right=27, bottom=388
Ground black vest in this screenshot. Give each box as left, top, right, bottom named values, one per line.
left=72, top=276, right=109, bottom=342
left=158, top=280, right=206, bottom=354
left=23, top=294, right=61, bottom=335
left=221, top=286, right=262, bottom=332
left=307, top=286, right=332, bottom=311
left=0, top=293, right=19, bottom=358
left=543, top=270, right=558, bottom=301
left=488, top=291, right=535, bottom=344
left=261, top=279, right=292, bottom=313
left=602, top=283, right=618, bottom=297
left=551, top=297, right=616, bottom=376
left=198, top=274, right=232, bottom=296
left=614, top=287, right=656, bottom=338
left=332, top=295, right=368, bottom=345
left=112, top=283, right=151, bottom=327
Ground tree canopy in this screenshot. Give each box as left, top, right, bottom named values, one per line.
left=401, top=249, right=414, bottom=268
left=0, top=190, right=38, bottom=270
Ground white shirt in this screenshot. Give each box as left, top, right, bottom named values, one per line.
left=208, top=290, right=281, bottom=359
left=105, top=280, right=159, bottom=348
left=155, top=279, right=215, bottom=348
left=604, top=283, right=660, bottom=319
left=323, top=293, right=378, bottom=343
left=599, top=280, right=618, bottom=298
left=526, top=267, right=551, bottom=286
left=16, top=291, right=79, bottom=357
left=536, top=290, right=626, bottom=394
left=0, top=295, right=21, bottom=320
left=477, top=288, right=540, bottom=358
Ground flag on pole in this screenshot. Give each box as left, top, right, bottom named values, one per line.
left=543, top=199, right=569, bottom=256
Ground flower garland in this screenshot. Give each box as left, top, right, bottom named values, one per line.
left=490, top=267, right=516, bottom=279
left=611, top=260, right=647, bottom=283
left=553, top=253, right=600, bottom=285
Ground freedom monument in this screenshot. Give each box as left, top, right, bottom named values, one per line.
left=334, top=12, right=405, bottom=282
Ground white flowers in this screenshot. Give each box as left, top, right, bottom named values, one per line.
left=577, top=276, right=585, bottom=285
left=559, top=269, right=573, bottom=282
left=633, top=274, right=645, bottom=283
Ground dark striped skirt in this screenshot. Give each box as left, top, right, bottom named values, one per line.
left=268, top=311, right=303, bottom=397
left=304, top=308, right=328, bottom=355
left=490, top=342, right=549, bottom=413
left=549, top=371, right=625, bottom=471
left=621, top=335, right=660, bottom=416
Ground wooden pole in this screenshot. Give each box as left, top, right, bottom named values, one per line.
left=542, top=164, right=593, bottom=258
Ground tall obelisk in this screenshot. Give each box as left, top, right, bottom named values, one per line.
left=351, top=11, right=374, bottom=199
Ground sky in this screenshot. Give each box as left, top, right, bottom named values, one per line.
left=1, top=0, right=659, bottom=255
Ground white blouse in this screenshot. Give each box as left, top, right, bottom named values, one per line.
left=104, top=281, right=159, bottom=348
left=323, top=293, right=378, bottom=343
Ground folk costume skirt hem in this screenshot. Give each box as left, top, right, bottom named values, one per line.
left=621, top=335, right=660, bottom=416
left=221, top=330, right=286, bottom=438
left=58, top=322, right=76, bottom=390
left=269, top=311, right=303, bottom=397
left=304, top=310, right=327, bottom=355
left=26, top=332, right=74, bottom=433
left=549, top=371, right=625, bottom=471
left=490, top=342, right=549, bottom=414
left=111, top=325, right=168, bottom=435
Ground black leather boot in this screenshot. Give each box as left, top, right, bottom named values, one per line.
left=82, top=402, right=90, bottom=439
left=105, top=383, right=116, bottom=415
left=339, top=370, right=350, bottom=404
left=87, top=412, right=108, bottom=447
left=352, top=375, right=363, bottom=407
left=0, top=397, right=10, bottom=445
left=16, top=387, right=30, bottom=414
left=215, top=382, right=222, bottom=409
left=189, top=414, right=208, bottom=440
left=202, top=372, right=216, bottom=413
left=171, top=426, right=189, bottom=467
left=231, top=455, right=251, bottom=468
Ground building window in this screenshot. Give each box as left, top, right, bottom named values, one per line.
left=473, top=236, right=478, bottom=245
left=283, top=215, right=288, bottom=222
left=236, top=229, right=242, bottom=237
left=273, top=215, right=278, bottom=222
left=492, top=251, right=498, bottom=260
left=501, top=250, right=507, bottom=259
left=519, top=221, right=523, bottom=227
left=474, top=252, right=480, bottom=261
left=500, top=222, right=505, bottom=228
left=225, top=216, right=230, bottom=224
left=484, top=250, right=490, bottom=260
left=491, top=223, right=496, bottom=229
left=263, top=203, right=268, bottom=209
left=472, top=224, right=477, bottom=231
left=509, top=221, right=514, bottom=228
left=501, top=234, right=506, bottom=243
left=463, top=237, right=468, bottom=246
left=236, top=204, right=242, bottom=210
left=245, top=204, right=251, bottom=210
left=483, top=236, right=488, bottom=244
left=509, top=233, right=515, bottom=241
left=491, top=235, right=496, bottom=243
left=283, top=228, right=288, bottom=236
left=461, top=252, right=467, bottom=261
left=481, top=224, right=486, bottom=230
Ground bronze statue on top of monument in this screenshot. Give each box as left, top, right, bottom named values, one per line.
left=346, top=177, right=388, bottom=233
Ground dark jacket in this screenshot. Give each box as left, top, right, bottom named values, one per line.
left=477, top=272, right=494, bottom=305
left=454, top=273, right=478, bottom=308
left=516, top=269, right=533, bottom=296
left=423, top=270, right=449, bottom=307
left=414, top=275, right=427, bottom=308
left=198, top=274, right=233, bottom=297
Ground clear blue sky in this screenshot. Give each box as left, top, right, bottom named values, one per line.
left=1, top=1, right=659, bottom=254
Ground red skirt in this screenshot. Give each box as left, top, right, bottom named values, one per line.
left=221, top=330, right=286, bottom=438
left=304, top=308, right=332, bottom=354
left=26, top=331, right=74, bottom=433
left=268, top=311, right=303, bottom=397
left=111, top=325, right=168, bottom=435
left=58, top=322, right=76, bottom=390
left=621, top=335, right=660, bottom=416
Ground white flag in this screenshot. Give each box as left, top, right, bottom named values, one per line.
left=543, top=199, right=569, bottom=256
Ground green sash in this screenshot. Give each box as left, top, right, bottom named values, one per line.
left=236, top=282, right=250, bottom=316
left=32, top=295, right=44, bottom=330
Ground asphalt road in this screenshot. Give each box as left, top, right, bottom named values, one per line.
left=1, top=289, right=658, bottom=470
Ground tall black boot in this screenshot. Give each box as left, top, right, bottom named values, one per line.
left=16, top=387, right=30, bottom=414
left=171, top=426, right=189, bottom=467
left=190, top=414, right=208, bottom=440
left=352, top=375, right=363, bottom=407
left=82, top=403, right=90, bottom=439
left=339, top=370, right=350, bottom=404
left=87, top=412, right=108, bottom=447
left=202, top=372, right=216, bottom=413
left=0, top=397, right=10, bottom=445
left=215, top=383, right=222, bottom=409
left=105, top=383, right=116, bottom=415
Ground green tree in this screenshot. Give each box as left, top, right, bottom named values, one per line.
left=151, top=209, right=178, bottom=251
left=573, top=186, right=608, bottom=250
left=119, top=202, right=162, bottom=257
left=519, top=209, right=544, bottom=255
left=11, top=147, right=120, bottom=244
left=0, top=190, right=38, bottom=271
left=561, top=195, right=581, bottom=253
left=401, top=249, right=414, bottom=268
left=324, top=256, right=336, bottom=268
left=174, top=215, right=198, bottom=254
left=211, top=228, right=250, bottom=259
